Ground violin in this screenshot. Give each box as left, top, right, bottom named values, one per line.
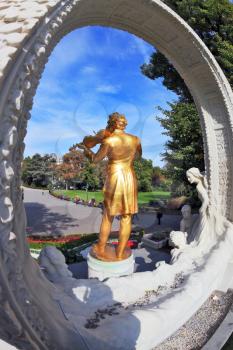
left=71, top=127, right=112, bottom=151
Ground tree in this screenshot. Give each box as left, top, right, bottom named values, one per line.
left=95, top=160, right=107, bottom=189
left=54, top=148, right=84, bottom=189
left=141, top=0, right=233, bottom=195
left=22, top=153, right=56, bottom=187
left=142, top=0, right=233, bottom=100
left=134, top=157, right=153, bottom=192
left=152, top=166, right=170, bottom=189
left=79, top=160, right=100, bottom=190
left=157, top=102, right=204, bottom=195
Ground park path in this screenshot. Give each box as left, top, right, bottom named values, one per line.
left=24, top=187, right=119, bottom=236
left=24, top=188, right=181, bottom=236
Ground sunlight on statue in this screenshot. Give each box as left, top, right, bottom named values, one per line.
left=77, top=112, right=142, bottom=261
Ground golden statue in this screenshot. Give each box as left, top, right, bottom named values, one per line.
left=76, top=112, right=142, bottom=262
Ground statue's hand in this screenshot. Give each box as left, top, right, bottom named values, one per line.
left=76, top=143, right=93, bottom=160
left=76, top=142, right=86, bottom=150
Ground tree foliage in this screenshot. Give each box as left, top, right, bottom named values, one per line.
left=79, top=160, right=100, bottom=190
left=152, top=166, right=170, bottom=189
left=141, top=0, right=233, bottom=195
left=22, top=151, right=169, bottom=193
left=53, top=148, right=107, bottom=191
left=157, top=102, right=204, bottom=195
left=54, top=148, right=84, bottom=186
left=134, top=157, right=154, bottom=192
left=22, top=154, right=56, bottom=187
left=142, top=0, right=233, bottom=101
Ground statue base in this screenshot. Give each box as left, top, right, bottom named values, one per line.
left=87, top=252, right=135, bottom=281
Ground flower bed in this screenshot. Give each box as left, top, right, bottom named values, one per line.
left=28, top=233, right=98, bottom=263
left=28, top=234, right=82, bottom=246
left=28, top=231, right=144, bottom=263
left=50, top=190, right=104, bottom=207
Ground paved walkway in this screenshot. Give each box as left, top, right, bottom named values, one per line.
left=24, top=188, right=181, bottom=236
left=24, top=187, right=120, bottom=236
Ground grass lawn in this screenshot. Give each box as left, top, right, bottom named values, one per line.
left=54, top=189, right=171, bottom=205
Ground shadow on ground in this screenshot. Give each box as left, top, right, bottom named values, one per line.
left=52, top=274, right=141, bottom=349
left=134, top=246, right=171, bottom=272
left=69, top=246, right=171, bottom=279
left=24, top=202, right=79, bottom=236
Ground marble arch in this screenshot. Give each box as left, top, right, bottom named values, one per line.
left=0, top=0, right=233, bottom=349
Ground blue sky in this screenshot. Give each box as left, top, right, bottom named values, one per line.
left=25, top=26, right=177, bottom=166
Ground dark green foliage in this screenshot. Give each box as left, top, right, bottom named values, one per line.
left=28, top=233, right=98, bottom=264
left=152, top=166, right=171, bottom=190
left=222, top=331, right=233, bottom=350
left=22, top=153, right=56, bottom=188
left=79, top=160, right=101, bottom=190
left=157, top=102, right=204, bottom=184
left=141, top=0, right=233, bottom=197
left=142, top=51, right=191, bottom=102
left=134, top=157, right=153, bottom=192
left=142, top=0, right=233, bottom=100
left=58, top=233, right=98, bottom=263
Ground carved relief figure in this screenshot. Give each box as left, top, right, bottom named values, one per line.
left=186, top=167, right=213, bottom=247
left=77, top=112, right=142, bottom=261
left=39, top=246, right=73, bottom=282
left=180, top=204, right=193, bottom=235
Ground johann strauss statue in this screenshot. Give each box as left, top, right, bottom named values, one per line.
left=76, top=112, right=142, bottom=262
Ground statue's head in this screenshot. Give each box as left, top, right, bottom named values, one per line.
left=186, top=167, right=202, bottom=184
left=181, top=204, right=191, bottom=218
left=169, top=231, right=187, bottom=249
left=107, top=112, right=128, bottom=131
left=186, top=167, right=208, bottom=189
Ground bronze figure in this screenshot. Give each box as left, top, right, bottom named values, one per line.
left=77, top=112, right=142, bottom=261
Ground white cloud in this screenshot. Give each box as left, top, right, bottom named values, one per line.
left=131, top=36, right=153, bottom=61
left=81, top=65, right=98, bottom=74
left=44, top=28, right=92, bottom=75
left=96, top=84, right=121, bottom=94
left=25, top=118, right=77, bottom=142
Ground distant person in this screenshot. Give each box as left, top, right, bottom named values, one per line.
left=156, top=211, right=163, bottom=225
left=88, top=198, right=96, bottom=207
left=74, top=196, right=80, bottom=204
left=91, top=198, right=96, bottom=206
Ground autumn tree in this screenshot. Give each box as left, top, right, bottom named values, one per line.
left=54, top=148, right=84, bottom=189
left=152, top=166, right=169, bottom=189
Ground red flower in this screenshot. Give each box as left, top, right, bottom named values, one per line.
left=109, top=240, right=137, bottom=248
left=27, top=235, right=81, bottom=244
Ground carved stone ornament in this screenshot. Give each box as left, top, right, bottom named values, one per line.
left=0, top=1, right=233, bottom=349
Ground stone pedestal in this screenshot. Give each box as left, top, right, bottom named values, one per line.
left=87, top=253, right=135, bottom=281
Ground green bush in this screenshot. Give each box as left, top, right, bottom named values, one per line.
left=28, top=233, right=98, bottom=263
